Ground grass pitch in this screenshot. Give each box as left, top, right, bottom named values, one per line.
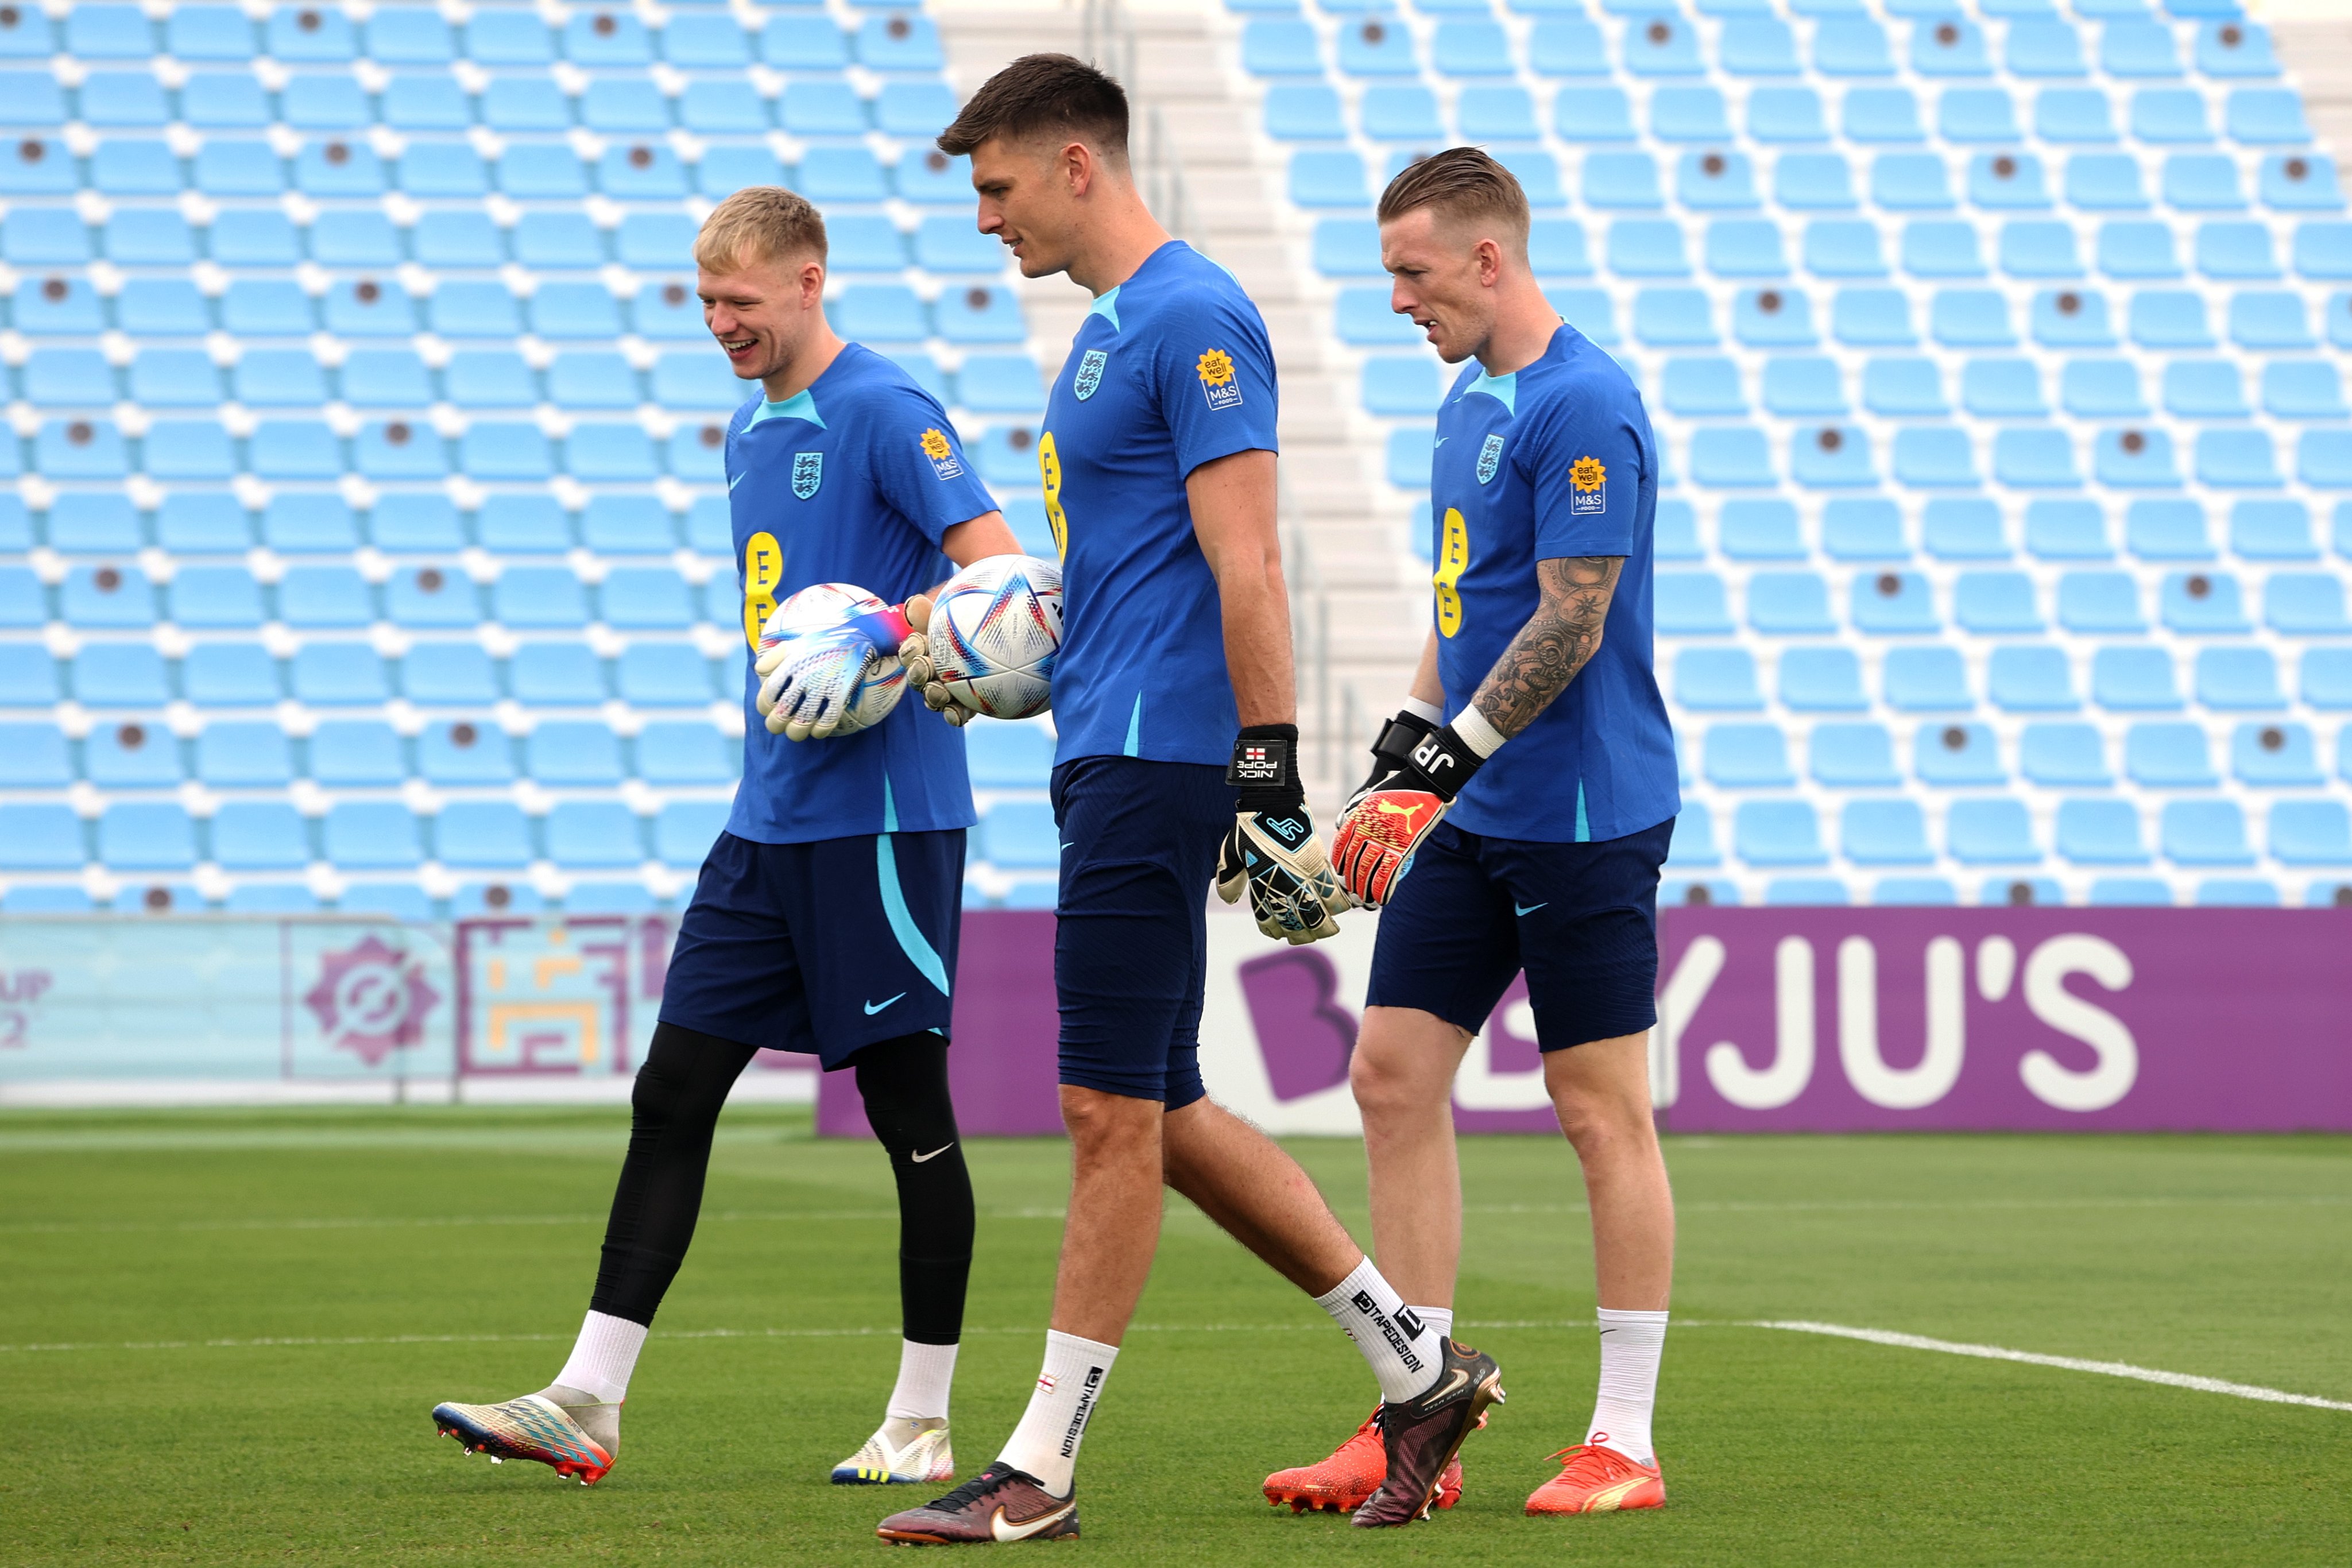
left=3, top=1109, right=2348, bottom=1566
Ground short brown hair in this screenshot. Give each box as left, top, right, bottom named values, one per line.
left=694, top=185, right=827, bottom=271
left=937, top=53, right=1128, bottom=161
left=1377, top=147, right=1531, bottom=251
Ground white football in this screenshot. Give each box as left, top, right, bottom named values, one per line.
left=756, top=582, right=906, bottom=736
left=927, top=555, right=1064, bottom=720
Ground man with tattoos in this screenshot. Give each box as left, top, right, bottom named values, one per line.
left=1274, top=147, right=1681, bottom=1521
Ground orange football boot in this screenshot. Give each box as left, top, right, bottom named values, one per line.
left=1262, top=1406, right=1465, bottom=1515
left=1524, top=1439, right=1664, bottom=1515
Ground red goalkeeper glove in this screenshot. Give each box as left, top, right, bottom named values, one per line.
left=1328, top=711, right=1488, bottom=907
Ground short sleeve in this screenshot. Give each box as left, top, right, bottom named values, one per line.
left=861, top=386, right=1001, bottom=547
left=1528, top=394, right=1645, bottom=560
left=1154, top=293, right=1280, bottom=481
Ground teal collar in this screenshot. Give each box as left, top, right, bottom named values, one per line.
left=1086, top=286, right=1122, bottom=334
left=747, top=387, right=825, bottom=429
left=1464, top=369, right=1517, bottom=416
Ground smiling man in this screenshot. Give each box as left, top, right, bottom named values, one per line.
left=873, top=57, right=1480, bottom=1548
left=430, top=186, right=1024, bottom=1493
left=1295, top=147, right=1683, bottom=1520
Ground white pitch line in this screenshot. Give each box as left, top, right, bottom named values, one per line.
left=1754, top=1320, right=2352, bottom=1413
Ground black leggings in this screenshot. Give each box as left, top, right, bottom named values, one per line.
left=587, top=1021, right=974, bottom=1345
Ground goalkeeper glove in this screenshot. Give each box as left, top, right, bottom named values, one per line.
left=1214, top=723, right=1352, bottom=946
left=901, top=594, right=972, bottom=729
left=755, top=601, right=926, bottom=741
left=1328, top=708, right=1492, bottom=907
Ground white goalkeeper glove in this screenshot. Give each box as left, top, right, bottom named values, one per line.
left=1213, top=724, right=1352, bottom=945
left=902, top=594, right=973, bottom=729
left=753, top=598, right=930, bottom=741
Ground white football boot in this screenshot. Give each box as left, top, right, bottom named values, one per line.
left=830, top=1416, right=954, bottom=1485
left=432, top=1384, right=620, bottom=1485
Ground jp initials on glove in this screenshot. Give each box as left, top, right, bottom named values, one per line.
left=1328, top=710, right=1488, bottom=907
left=754, top=598, right=932, bottom=741
left=1214, top=723, right=1352, bottom=946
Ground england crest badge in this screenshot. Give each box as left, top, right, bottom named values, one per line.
left=1476, top=432, right=1506, bottom=485
left=792, top=451, right=823, bottom=500
left=1073, top=349, right=1108, bottom=401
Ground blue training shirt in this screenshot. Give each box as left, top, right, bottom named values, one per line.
left=722, top=341, right=998, bottom=845
left=1038, top=241, right=1281, bottom=766
left=1429, top=324, right=1680, bottom=843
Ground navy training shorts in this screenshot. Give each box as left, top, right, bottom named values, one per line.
left=659, top=828, right=964, bottom=1068
left=1365, top=817, right=1673, bottom=1050
left=1049, top=754, right=1231, bottom=1109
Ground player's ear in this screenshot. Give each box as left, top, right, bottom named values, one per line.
left=1475, top=237, right=1504, bottom=288
left=800, top=258, right=826, bottom=309
left=1059, top=139, right=1092, bottom=198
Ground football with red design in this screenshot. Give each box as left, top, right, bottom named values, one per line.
left=926, top=555, right=1064, bottom=719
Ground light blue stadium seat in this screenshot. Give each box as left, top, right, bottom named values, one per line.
left=2105, top=224, right=2183, bottom=281
left=96, top=800, right=196, bottom=872
left=419, top=720, right=514, bottom=785
left=656, top=799, right=732, bottom=868
left=1675, top=646, right=1762, bottom=709
left=1336, top=16, right=1419, bottom=75
left=1582, top=150, right=1659, bottom=207
left=1949, top=798, right=2040, bottom=865
left=527, top=721, right=623, bottom=785
left=1655, top=571, right=1735, bottom=634
left=636, top=721, right=736, bottom=785
left=2055, top=798, right=2147, bottom=865
left=1811, top=722, right=1899, bottom=786
left=2271, top=801, right=2352, bottom=865
left=2061, top=571, right=2148, bottom=632
left=1750, top=86, right=1827, bottom=142
left=546, top=802, right=645, bottom=868
left=84, top=718, right=179, bottom=787
left=2229, top=88, right=2310, bottom=146
left=449, top=882, right=541, bottom=919
left=1686, top=427, right=1773, bottom=487
left=1853, top=568, right=1939, bottom=633
left=1844, top=799, right=1932, bottom=865
left=1716, top=498, right=1800, bottom=558
left=1777, top=153, right=1856, bottom=212
left=1736, top=800, right=1826, bottom=865
left=206, top=800, right=309, bottom=872
left=1780, top=646, right=1868, bottom=711
left=47, top=494, right=141, bottom=552
left=1664, top=805, right=1719, bottom=868
left=1764, top=355, right=1846, bottom=415
left=169, top=566, right=264, bottom=629
left=2163, top=799, right=2253, bottom=865
left=1883, top=644, right=1970, bottom=708
left=291, top=643, right=389, bottom=705
left=2233, top=722, right=2320, bottom=786
left=936, top=285, right=1026, bottom=344
left=1747, top=571, right=1835, bottom=633
left=307, top=719, right=403, bottom=787
left=1953, top=570, right=2041, bottom=632
left=1903, top=220, right=1983, bottom=278
left=1986, top=644, right=2076, bottom=711
left=508, top=641, right=606, bottom=706
left=2093, top=645, right=2182, bottom=709
left=1384, top=428, right=1434, bottom=490
left=2125, top=722, right=2216, bottom=787
left=179, top=643, right=276, bottom=705
left=1653, top=87, right=1731, bottom=144
left=65, top=645, right=163, bottom=707
left=195, top=722, right=292, bottom=788
left=1734, top=287, right=1816, bottom=346
left=1634, top=280, right=1713, bottom=338
left=436, top=801, right=536, bottom=869
left=0, top=721, right=69, bottom=787
left=1704, top=723, right=1793, bottom=787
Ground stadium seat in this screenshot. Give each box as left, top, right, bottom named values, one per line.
left=1811, top=723, right=1899, bottom=787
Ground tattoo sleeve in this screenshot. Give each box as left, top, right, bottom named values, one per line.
left=1468, top=556, right=1623, bottom=740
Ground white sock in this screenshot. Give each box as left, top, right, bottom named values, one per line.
left=1411, top=1305, right=1454, bottom=1348
left=553, top=1310, right=647, bottom=1405
left=997, top=1330, right=1118, bottom=1497
left=886, top=1338, right=958, bottom=1423
left=1587, top=1308, right=1669, bottom=1465
left=1313, top=1258, right=1441, bottom=1404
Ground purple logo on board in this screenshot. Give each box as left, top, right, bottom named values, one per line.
left=1236, top=950, right=1357, bottom=1102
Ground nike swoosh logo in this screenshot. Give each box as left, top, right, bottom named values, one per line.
left=991, top=1501, right=1076, bottom=1542
left=1427, top=1367, right=1471, bottom=1403
left=1061, top=842, right=1074, bottom=850
left=863, top=993, right=906, bottom=1015
left=728, top=471, right=745, bottom=490
left=911, top=1143, right=955, bottom=1164
left=1515, top=902, right=1547, bottom=916
left=1434, top=436, right=1449, bottom=447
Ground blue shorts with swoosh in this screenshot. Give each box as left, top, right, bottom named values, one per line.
left=1365, top=818, right=1673, bottom=1050
left=659, top=829, right=964, bottom=1067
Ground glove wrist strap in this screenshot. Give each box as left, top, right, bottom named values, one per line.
left=1229, top=723, right=1303, bottom=813
left=1406, top=724, right=1484, bottom=803
left=1372, top=710, right=1437, bottom=768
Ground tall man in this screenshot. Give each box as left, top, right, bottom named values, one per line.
left=430, top=187, right=1024, bottom=1489
left=1307, top=149, right=1683, bottom=1517
left=876, top=59, right=1501, bottom=1546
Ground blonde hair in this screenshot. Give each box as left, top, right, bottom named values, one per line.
left=694, top=185, right=829, bottom=271
left=1377, top=148, right=1531, bottom=255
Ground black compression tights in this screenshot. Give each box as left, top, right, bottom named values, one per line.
left=587, top=1021, right=974, bottom=1345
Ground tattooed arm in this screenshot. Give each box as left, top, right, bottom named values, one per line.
left=1465, top=555, right=1623, bottom=740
